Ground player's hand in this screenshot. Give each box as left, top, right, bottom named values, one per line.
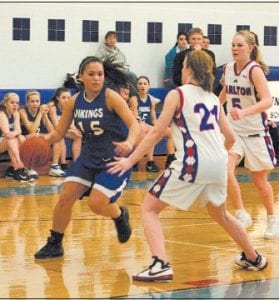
left=3, top=132, right=14, bottom=139
left=230, top=107, right=245, bottom=120
left=113, top=140, right=133, bottom=157
left=68, top=128, right=82, bottom=138
left=40, top=104, right=49, bottom=115
left=107, top=156, right=132, bottom=176
left=193, top=44, right=202, bottom=50
left=41, top=133, right=51, bottom=142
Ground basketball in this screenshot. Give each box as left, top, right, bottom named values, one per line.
left=20, top=136, right=52, bottom=170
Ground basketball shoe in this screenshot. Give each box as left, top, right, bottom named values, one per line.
left=264, top=215, right=279, bottom=239
left=235, top=209, right=252, bottom=228
left=26, top=169, right=39, bottom=179
left=13, top=168, right=33, bottom=182
left=235, top=252, right=268, bottom=271
left=165, top=154, right=176, bottom=169
left=133, top=256, right=173, bottom=282
left=34, top=236, right=64, bottom=259
left=49, top=164, right=66, bottom=177
left=146, top=160, right=160, bottom=173
left=5, top=166, right=15, bottom=178
left=113, top=206, right=132, bottom=243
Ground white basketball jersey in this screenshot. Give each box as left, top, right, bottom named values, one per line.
left=224, top=60, right=268, bottom=136
left=171, top=84, right=227, bottom=184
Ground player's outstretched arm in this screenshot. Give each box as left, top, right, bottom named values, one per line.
left=107, top=89, right=179, bottom=176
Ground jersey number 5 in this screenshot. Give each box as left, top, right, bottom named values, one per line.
left=232, top=98, right=242, bottom=109
left=78, top=121, right=104, bottom=135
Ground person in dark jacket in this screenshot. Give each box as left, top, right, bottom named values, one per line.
left=172, top=27, right=218, bottom=93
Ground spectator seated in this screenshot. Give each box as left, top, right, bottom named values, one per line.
left=1, top=65, right=279, bottom=174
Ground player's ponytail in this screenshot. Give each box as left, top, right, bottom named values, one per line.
left=78, top=56, right=136, bottom=95
left=237, top=30, right=269, bottom=75
left=103, top=57, right=136, bottom=94
left=251, top=45, right=269, bottom=75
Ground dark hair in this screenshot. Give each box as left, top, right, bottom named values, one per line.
left=174, top=32, right=188, bottom=47
left=105, top=31, right=117, bottom=39
left=78, top=56, right=102, bottom=74
left=137, top=75, right=150, bottom=84
left=50, top=87, right=71, bottom=105
left=184, top=50, right=214, bottom=92
left=63, top=73, right=82, bottom=91
left=78, top=56, right=134, bottom=94
left=203, top=35, right=210, bottom=41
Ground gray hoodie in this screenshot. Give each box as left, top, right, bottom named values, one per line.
left=95, top=44, right=130, bottom=71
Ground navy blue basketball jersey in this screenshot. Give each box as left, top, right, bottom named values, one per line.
left=8, top=113, right=15, bottom=132
left=0, top=112, right=14, bottom=137
left=21, top=107, right=48, bottom=135
left=55, top=103, right=63, bottom=118
left=73, top=86, right=128, bottom=169
left=137, top=95, right=152, bottom=125
left=52, top=103, right=63, bottom=123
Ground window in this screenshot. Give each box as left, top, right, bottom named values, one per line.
left=48, top=19, right=65, bottom=41
left=13, top=18, right=30, bottom=41
left=82, top=20, right=98, bottom=42
left=264, top=26, right=277, bottom=46
left=207, top=24, right=222, bottom=45
left=147, top=22, right=162, bottom=43
left=236, top=25, right=250, bottom=32
left=178, top=23, right=192, bottom=35
left=116, top=21, right=131, bottom=42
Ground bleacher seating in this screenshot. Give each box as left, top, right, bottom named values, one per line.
left=0, top=87, right=171, bottom=161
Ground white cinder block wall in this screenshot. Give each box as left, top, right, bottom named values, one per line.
left=0, top=2, right=279, bottom=88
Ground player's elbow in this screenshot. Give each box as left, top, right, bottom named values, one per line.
left=265, top=97, right=273, bottom=109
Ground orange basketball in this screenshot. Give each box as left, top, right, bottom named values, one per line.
left=20, top=136, right=52, bottom=170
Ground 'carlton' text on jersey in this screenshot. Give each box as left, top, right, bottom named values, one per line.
left=225, top=85, right=252, bottom=96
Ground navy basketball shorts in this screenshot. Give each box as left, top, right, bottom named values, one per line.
left=64, top=157, right=131, bottom=203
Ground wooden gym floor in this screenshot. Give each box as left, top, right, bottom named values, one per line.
left=0, top=164, right=279, bottom=299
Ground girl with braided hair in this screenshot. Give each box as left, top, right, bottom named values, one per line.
left=34, top=56, right=141, bottom=259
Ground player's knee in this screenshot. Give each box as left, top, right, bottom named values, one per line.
left=57, top=189, right=78, bottom=209
left=57, top=196, right=74, bottom=210
left=88, top=199, right=103, bottom=215
left=142, top=195, right=160, bottom=215
left=254, top=181, right=270, bottom=193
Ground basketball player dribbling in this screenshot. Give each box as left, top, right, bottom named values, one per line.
left=34, top=56, right=141, bottom=259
